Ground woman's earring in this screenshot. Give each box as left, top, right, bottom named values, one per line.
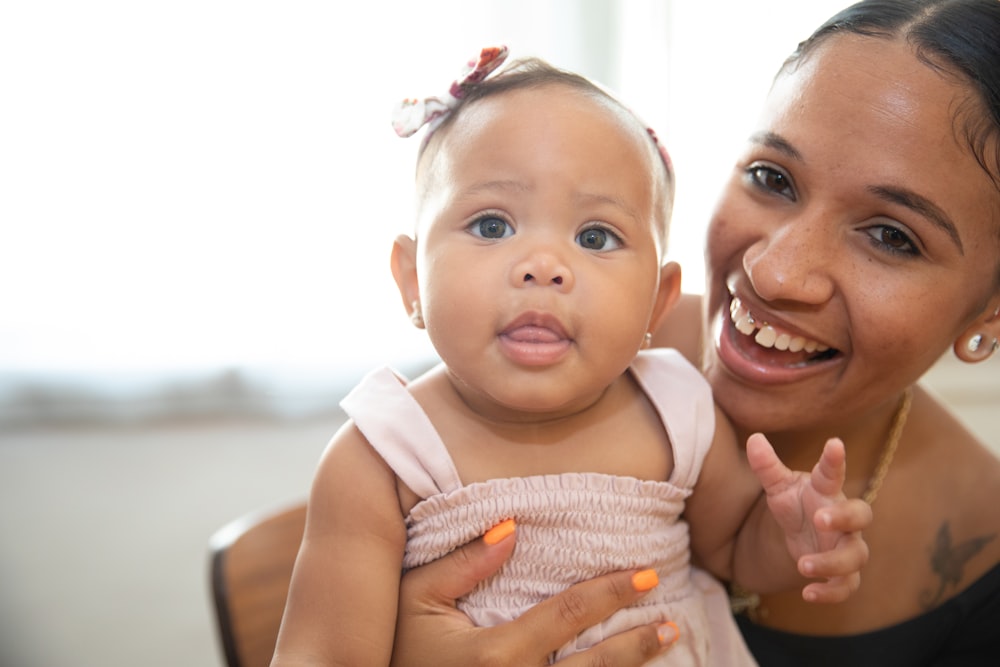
left=410, top=300, right=424, bottom=328
left=966, top=333, right=998, bottom=361
left=642, top=332, right=653, bottom=349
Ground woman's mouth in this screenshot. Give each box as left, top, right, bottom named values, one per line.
left=729, top=296, right=839, bottom=364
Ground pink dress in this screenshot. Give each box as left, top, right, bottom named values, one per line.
left=341, top=349, right=757, bottom=666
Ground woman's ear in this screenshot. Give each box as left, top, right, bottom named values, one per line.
left=390, top=234, right=424, bottom=329
left=953, top=296, right=1000, bottom=363
left=646, top=261, right=683, bottom=339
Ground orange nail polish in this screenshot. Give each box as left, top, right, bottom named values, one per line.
left=657, top=621, right=680, bottom=647
left=483, top=518, right=516, bottom=545
left=631, top=568, right=659, bottom=592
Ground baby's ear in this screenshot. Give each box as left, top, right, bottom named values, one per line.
left=953, top=296, right=1000, bottom=363
left=390, top=235, right=421, bottom=325
left=647, top=261, right=683, bottom=336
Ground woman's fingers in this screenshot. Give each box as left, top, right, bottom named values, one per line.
left=392, top=525, right=519, bottom=667
left=554, top=622, right=679, bottom=666
left=399, top=519, right=517, bottom=606
left=393, top=521, right=676, bottom=666
left=512, top=569, right=659, bottom=654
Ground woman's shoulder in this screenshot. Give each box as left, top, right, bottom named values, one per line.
left=907, top=385, right=1000, bottom=479
left=889, top=385, right=1000, bottom=607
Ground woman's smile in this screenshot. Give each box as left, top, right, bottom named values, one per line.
left=729, top=297, right=835, bottom=362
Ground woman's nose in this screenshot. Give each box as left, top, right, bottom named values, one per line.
left=742, top=225, right=834, bottom=304
left=511, top=245, right=574, bottom=290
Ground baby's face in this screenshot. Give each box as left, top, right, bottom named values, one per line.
left=410, top=85, right=674, bottom=419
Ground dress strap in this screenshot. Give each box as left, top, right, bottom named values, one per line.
left=340, top=366, right=463, bottom=498
left=629, top=349, right=716, bottom=489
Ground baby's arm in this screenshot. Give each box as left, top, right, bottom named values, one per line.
left=270, top=422, right=407, bottom=666
left=686, top=406, right=871, bottom=602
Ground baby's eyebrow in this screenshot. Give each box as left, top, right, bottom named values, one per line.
left=573, top=192, right=641, bottom=225
left=869, top=185, right=963, bottom=254
left=461, top=179, right=531, bottom=196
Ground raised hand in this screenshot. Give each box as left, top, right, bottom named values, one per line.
left=746, top=433, right=872, bottom=603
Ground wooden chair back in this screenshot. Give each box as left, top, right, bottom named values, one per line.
left=209, top=501, right=307, bottom=667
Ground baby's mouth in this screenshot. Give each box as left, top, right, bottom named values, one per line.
left=730, top=297, right=839, bottom=362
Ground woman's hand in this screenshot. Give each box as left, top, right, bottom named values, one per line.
left=391, top=523, right=678, bottom=666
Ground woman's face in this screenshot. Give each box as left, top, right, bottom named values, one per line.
left=703, top=34, right=1000, bottom=435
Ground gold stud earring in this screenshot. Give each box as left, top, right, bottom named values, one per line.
left=410, top=300, right=424, bottom=328
left=642, top=332, right=653, bottom=349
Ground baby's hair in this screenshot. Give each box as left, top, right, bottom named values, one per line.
left=417, top=56, right=675, bottom=241
left=427, top=57, right=672, bottom=179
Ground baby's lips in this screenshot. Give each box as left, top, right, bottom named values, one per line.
left=501, top=325, right=564, bottom=343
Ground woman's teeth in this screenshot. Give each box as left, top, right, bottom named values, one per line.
left=730, top=297, right=829, bottom=354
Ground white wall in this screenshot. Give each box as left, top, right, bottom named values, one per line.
left=1, top=1, right=848, bottom=395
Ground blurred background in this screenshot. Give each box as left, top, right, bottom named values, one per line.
left=2, top=2, right=997, bottom=666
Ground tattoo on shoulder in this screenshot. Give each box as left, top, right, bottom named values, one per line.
left=920, top=521, right=996, bottom=609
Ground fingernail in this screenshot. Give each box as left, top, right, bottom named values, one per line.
left=631, top=569, right=659, bottom=592
left=657, top=621, right=680, bottom=647
left=483, top=518, right=516, bottom=545
left=801, top=559, right=815, bottom=575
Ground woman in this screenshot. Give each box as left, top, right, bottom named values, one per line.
left=387, top=0, right=1000, bottom=665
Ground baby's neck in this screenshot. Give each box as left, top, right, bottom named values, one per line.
left=409, top=365, right=672, bottom=484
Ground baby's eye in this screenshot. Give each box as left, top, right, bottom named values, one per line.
left=468, top=215, right=513, bottom=239
left=747, top=164, right=795, bottom=200
left=577, top=226, right=622, bottom=251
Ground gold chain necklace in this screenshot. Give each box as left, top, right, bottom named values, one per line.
left=862, top=386, right=913, bottom=504
left=730, top=386, right=914, bottom=617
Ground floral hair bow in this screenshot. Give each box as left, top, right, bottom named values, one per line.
left=392, top=45, right=509, bottom=140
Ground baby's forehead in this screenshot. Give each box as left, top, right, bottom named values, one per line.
left=421, top=84, right=658, bottom=176
left=458, top=84, right=638, bottom=136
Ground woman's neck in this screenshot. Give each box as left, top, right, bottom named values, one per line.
left=738, top=389, right=913, bottom=501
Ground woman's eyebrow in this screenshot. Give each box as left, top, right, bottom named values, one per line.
left=750, top=130, right=964, bottom=254
left=869, top=185, right=964, bottom=254
left=749, top=131, right=803, bottom=161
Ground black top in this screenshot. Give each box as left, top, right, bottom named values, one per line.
left=736, top=562, right=1000, bottom=666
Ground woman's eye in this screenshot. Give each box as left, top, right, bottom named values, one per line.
left=748, top=164, right=795, bottom=200
left=577, top=226, right=621, bottom=251
left=468, top=216, right=512, bottom=239
left=864, top=224, right=920, bottom=257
